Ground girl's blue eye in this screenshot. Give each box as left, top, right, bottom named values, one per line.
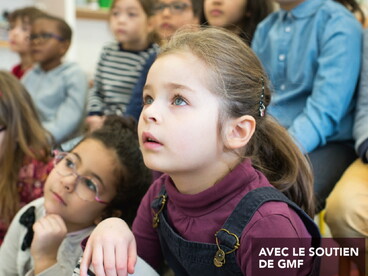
left=173, top=95, right=187, bottom=106
left=128, top=12, right=138, bottom=17
left=143, top=95, right=154, bottom=105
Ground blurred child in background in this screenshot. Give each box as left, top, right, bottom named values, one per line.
left=202, top=0, right=274, bottom=45
left=0, top=116, right=152, bottom=275
left=0, top=71, right=53, bottom=245
left=152, top=0, right=202, bottom=43
left=85, top=0, right=159, bottom=132
left=252, top=0, right=362, bottom=212
left=7, top=6, right=46, bottom=79
left=22, top=14, right=88, bottom=145
left=125, top=0, right=203, bottom=121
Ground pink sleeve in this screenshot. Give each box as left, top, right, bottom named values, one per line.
left=132, top=182, right=164, bottom=271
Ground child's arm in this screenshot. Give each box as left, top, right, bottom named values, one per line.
left=31, top=214, right=67, bottom=274
left=287, top=17, right=362, bottom=153
left=80, top=218, right=137, bottom=276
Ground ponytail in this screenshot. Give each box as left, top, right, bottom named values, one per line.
left=246, top=116, right=315, bottom=217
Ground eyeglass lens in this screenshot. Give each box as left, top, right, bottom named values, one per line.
left=154, top=2, right=190, bottom=14
left=55, top=154, right=102, bottom=202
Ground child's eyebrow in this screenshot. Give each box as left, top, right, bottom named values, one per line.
left=72, top=152, right=105, bottom=188
left=165, top=82, right=194, bottom=93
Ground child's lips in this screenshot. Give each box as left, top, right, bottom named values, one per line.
left=142, top=132, right=163, bottom=149
left=210, top=9, right=223, bottom=16
left=52, top=191, right=67, bottom=206
left=160, top=23, right=173, bottom=30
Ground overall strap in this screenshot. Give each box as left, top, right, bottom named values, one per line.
left=216, top=186, right=321, bottom=276
left=217, top=186, right=320, bottom=247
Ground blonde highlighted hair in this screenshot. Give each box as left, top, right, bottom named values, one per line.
left=159, top=27, right=315, bottom=217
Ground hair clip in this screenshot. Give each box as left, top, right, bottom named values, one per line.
left=259, top=77, right=266, bottom=117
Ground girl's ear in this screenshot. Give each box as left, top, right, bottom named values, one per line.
left=94, top=209, right=122, bottom=225
left=224, top=115, right=256, bottom=150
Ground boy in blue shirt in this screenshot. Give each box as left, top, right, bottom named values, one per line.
left=22, top=14, right=87, bottom=145
left=252, top=0, right=362, bottom=212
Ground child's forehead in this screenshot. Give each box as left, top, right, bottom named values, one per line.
left=32, top=18, right=59, bottom=32
left=157, top=0, right=193, bottom=5
left=9, top=16, right=30, bottom=26
left=113, top=0, right=144, bottom=9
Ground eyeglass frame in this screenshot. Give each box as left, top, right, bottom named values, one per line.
left=30, top=32, right=65, bottom=44
left=152, top=1, right=192, bottom=15
left=53, top=151, right=108, bottom=204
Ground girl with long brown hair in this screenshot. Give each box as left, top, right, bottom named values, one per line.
left=0, top=71, right=53, bottom=244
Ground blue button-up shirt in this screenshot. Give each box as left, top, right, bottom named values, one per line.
left=252, top=0, right=362, bottom=153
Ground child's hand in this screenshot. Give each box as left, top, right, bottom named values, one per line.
left=31, top=214, right=67, bottom=273
left=85, top=116, right=105, bottom=132
left=80, top=218, right=137, bottom=276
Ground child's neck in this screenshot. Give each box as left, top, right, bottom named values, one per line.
left=170, top=158, right=239, bottom=195
left=40, top=59, right=62, bottom=72
left=121, top=37, right=150, bottom=52
left=278, top=0, right=306, bottom=11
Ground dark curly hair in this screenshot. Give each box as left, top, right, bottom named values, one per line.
left=81, top=115, right=152, bottom=226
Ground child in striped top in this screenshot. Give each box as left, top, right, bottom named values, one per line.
left=85, top=0, right=159, bottom=132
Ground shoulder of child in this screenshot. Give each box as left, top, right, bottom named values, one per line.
left=242, top=201, right=308, bottom=238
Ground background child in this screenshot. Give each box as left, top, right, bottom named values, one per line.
left=202, top=0, right=274, bottom=45
left=252, top=0, right=362, bottom=212
left=85, top=0, right=159, bottom=132
left=0, top=115, right=152, bottom=275
left=325, top=27, right=368, bottom=275
left=80, top=27, right=320, bottom=276
left=21, top=14, right=88, bottom=145
left=152, top=0, right=202, bottom=43
left=125, top=0, right=203, bottom=121
left=7, top=6, right=46, bottom=79
left=0, top=71, right=53, bottom=245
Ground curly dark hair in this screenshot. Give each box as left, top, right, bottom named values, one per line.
left=82, top=115, right=152, bottom=226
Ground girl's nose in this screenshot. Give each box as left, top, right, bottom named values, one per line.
left=142, top=103, right=160, bottom=123
left=61, top=174, right=77, bottom=192
left=161, top=7, right=172, bottom=17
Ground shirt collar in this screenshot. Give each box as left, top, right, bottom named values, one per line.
left=280, top=0, right=325, bottom=20
left=33, top=62, right=67, bottom=74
